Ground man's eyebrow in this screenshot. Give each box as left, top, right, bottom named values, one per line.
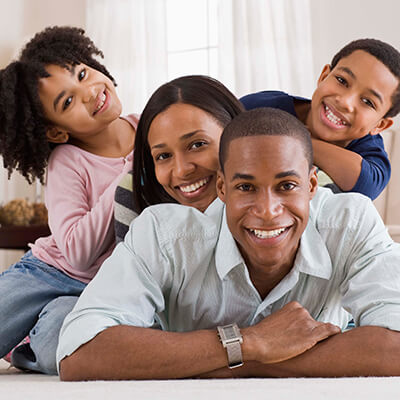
left=337, top=66, right=383, bottom=104
left=53, top=65, right=76, bottom=111
left=231, top=173, right=254, bottom=182
left=275, top=170, right=301, bottom=179
left=151, top=130, right=203, bottom=150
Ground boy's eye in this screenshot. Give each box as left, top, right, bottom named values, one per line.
left=362, top=97, right=375, bottom=109
left=78, top=69, right=86, bottom=81
left=335, top=76, right=347, bottom=86
left=190, top=141, right=207, bottom=150
left=63, top=97, right=73, bottom=111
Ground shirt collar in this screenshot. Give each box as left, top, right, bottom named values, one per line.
left=214, top=206, right=244, bottom=280
left=214, top=202, right=333, bottom=282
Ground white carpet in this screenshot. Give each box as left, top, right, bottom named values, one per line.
left=2, top=359, right=400, bottom=400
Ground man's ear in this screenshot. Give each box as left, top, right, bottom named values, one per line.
left=317, top=64, right=331, bottom=85
left=216, top=170, right=226, bottom=203
left=370, top=117, right=393, bottom=135
left=309, top=166, right=318, bottom=200
left=46, top=127, right=69, bottom=144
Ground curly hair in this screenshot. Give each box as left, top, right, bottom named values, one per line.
left=0, top=26, right=116, bottom=183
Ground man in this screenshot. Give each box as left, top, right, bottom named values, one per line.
left=58, top=108, right=400, bottom=380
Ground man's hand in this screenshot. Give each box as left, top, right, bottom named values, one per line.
left=242, top=301, right=340, bottom=364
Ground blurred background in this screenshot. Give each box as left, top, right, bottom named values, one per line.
left=1, top=0, right=399, bottom=266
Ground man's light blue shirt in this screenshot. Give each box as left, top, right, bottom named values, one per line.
left=57, top=188, right=400, bottom=365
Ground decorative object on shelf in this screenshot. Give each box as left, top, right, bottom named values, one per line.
left=0, top=198, right=48, bottom=227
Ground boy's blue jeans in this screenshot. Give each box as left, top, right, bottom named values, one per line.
left=0, top=251, right=86, bottom=374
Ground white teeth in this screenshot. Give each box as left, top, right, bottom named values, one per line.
left=180, top=178, right=208, bottom=193
left=324, top=105, right=347, bottom=126
left=250, top=227, right=286, bottom=239
left=95, top=92, right=106, bottom=112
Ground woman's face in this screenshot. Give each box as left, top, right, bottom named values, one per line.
left=148, top=103, right=223, bottom=212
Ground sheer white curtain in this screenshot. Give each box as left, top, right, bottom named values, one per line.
left=85, top=0, right=168, bottom=114
left=218, top=0, right=314, bottom=98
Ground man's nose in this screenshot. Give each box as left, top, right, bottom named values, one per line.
left=253, top=190, right=283, bottom=219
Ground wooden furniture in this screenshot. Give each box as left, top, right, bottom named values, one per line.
left=0, top=225, right=51, bottom=251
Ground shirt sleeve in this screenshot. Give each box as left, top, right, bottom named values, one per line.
left=45, top=146, right=132, bottom=271
left=114, top=170, right=138, bottom=243
left=346, top=134, right=391, bottom=200
left=56, top=208, right=172, bottom=367
left=339, top=197, right=400, bottom=330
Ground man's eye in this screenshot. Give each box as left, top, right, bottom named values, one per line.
left=63, top=97, right=73, bottom=110
left=78, top=69, right=86, bottom=81
left=238, top=183, right=252, bottom=191
left=281, top=182, right=296, bottom=191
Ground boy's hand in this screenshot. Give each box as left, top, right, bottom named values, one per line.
left=242, top=301, right=340, bottom=364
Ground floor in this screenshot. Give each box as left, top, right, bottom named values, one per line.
left=2, top=359, right=400, bottom=400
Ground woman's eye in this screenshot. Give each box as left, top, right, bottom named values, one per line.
left=63, top=97, right=73, bottom=110
left=155, top=153, right=170, bottom=161
left=78, top=69, right=86, bottom=81
left=190, top=141, right=207, bottom=150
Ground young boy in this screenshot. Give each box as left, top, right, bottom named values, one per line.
left=240, top=39, right=400, bottom=200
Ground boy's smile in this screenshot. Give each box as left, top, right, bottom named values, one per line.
left=217, top=135, right=318, bottom=285
left=307, top=50, right=397, bottom=147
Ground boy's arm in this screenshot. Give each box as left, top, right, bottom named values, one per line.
left=311, top=138, right=362, bottom=191
left=59, top=302, right=339, bottom=381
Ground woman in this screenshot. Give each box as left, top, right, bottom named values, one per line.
left=114, top=75, right=244, bottom=242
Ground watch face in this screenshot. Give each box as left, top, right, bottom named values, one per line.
left=224, top=326, right=237, bottom=340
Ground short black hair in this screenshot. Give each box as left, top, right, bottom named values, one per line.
left=0, top=26, right=116, bottom=183
left=219, top=107, right=313, bottom=172
left=331, top=38, right=400, bottom=118
left=133, top=75, right=244, bottom=213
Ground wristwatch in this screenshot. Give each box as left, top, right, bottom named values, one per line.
left=217, top=323, right=243, bottom=368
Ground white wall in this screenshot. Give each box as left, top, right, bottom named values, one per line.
left=310, top=0, right=400, bottom=80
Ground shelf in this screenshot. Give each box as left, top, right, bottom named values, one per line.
left=0, top=225, right=51, bottom=250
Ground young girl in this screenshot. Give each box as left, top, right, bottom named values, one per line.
left=114, top=75, right=244, bottom=243
left=0, top=26, right=138, bottom=374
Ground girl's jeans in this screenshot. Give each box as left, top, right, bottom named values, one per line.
left=0, top=251, right=86, bottom=374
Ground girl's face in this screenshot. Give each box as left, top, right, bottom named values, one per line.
left=148, top=103, right=223, bottom=212
left=38, top=63, right=122, bottom=144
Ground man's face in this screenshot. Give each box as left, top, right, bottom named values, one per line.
left=217, top=135, right=318, bottom=273
left=307, top=50, right=397, bottom=147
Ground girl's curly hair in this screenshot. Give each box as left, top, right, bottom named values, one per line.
left=0, top=26, right=116, bottom=183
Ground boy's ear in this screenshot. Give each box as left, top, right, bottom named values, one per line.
left=308, top=166, right=318, bottom=200
left=46, top=127, right=69, bottom=144
left=216, top=170, right=226, bottom=203
left=317, top=64, right=332, bottom=84
left=370, top=117, right=393, bottom=135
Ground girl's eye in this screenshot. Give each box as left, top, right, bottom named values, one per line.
left=78, top=69, right=86, bottom=81
left=155, top=153, right=170, bottom=161
left=336, top=76, right=347, bottom=86
left=362, top=97, right=375, bottom=109
left=63, top=97, right=73, bottom=111
left=190, top=141, right=207, bottom=150
left=237, top=183, right=253, bottom=191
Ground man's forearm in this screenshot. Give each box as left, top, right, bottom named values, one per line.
left=60, top=325, right=231, bottom=381
left=236, top=327, right=400, bottom=378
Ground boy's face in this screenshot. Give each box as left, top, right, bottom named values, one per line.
left=217, top=135, right=318, bottom=274
left=307, top=50, right=398, bottom=147
left=39, top=63, right=122, bottom=144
